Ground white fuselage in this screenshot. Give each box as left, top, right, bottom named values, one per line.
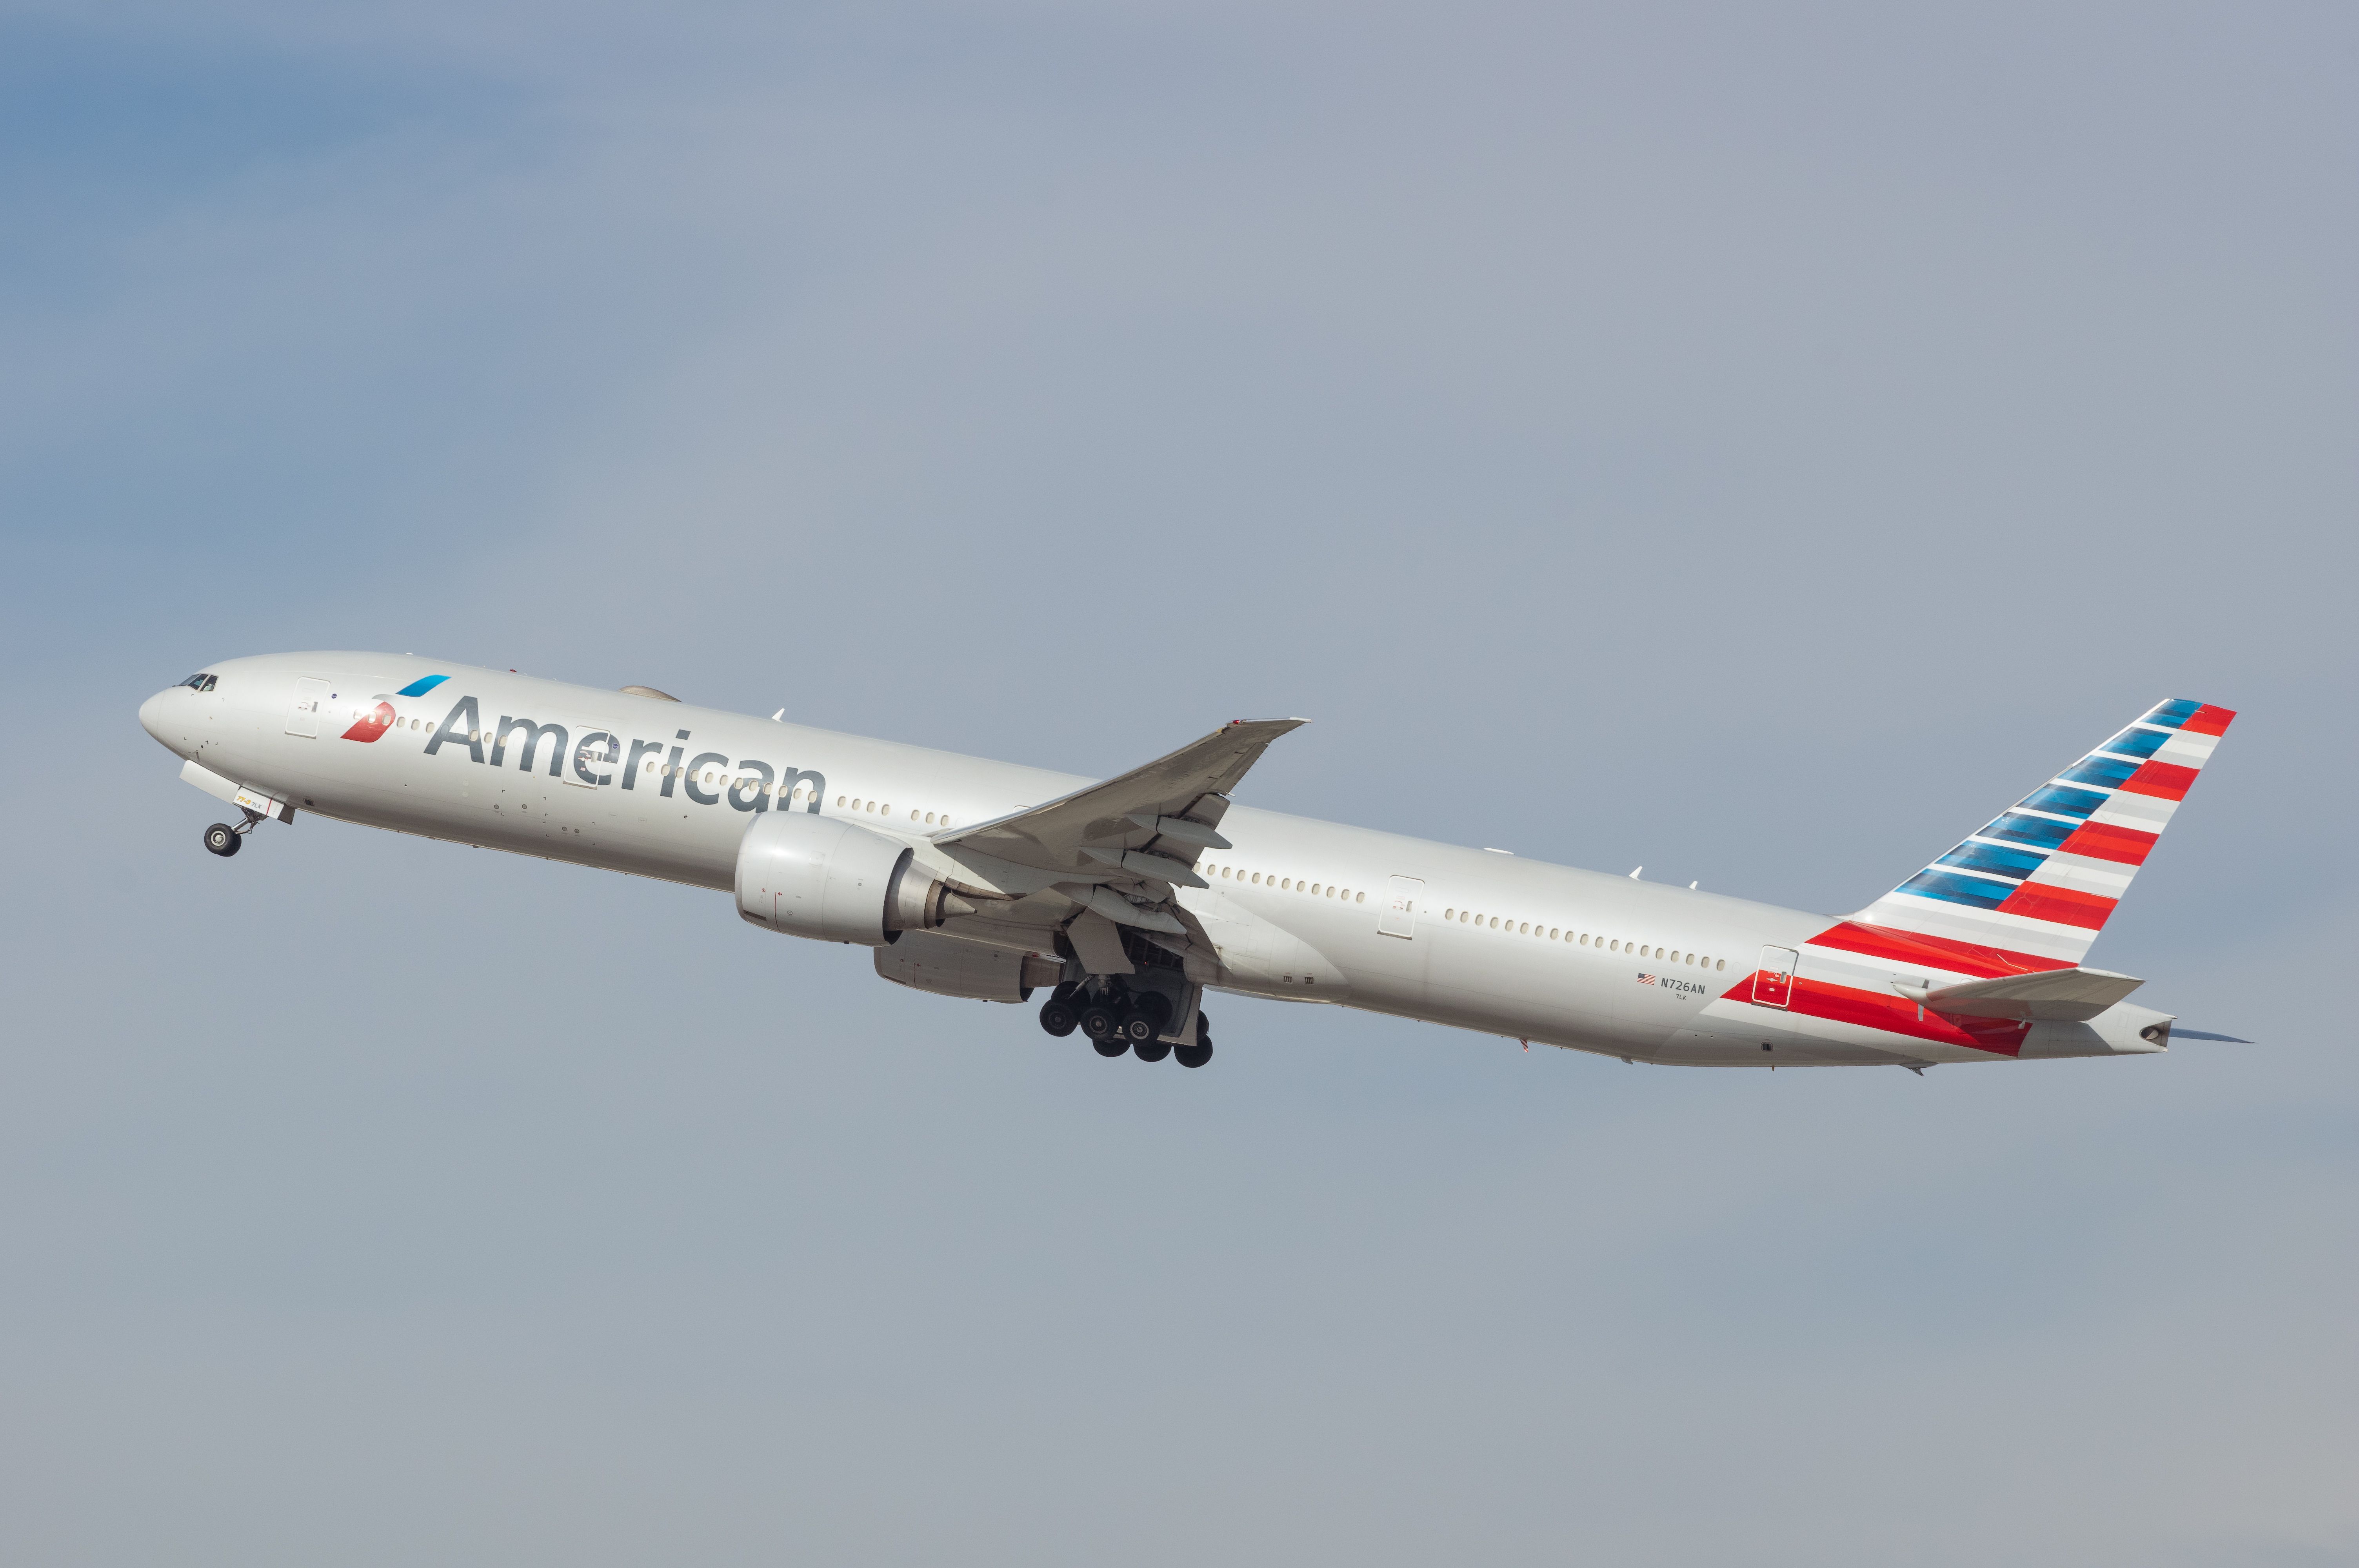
left=139, top=653, right=2172, bottom=1068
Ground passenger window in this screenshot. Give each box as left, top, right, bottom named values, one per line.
left=1716, top=959, right=1725, bottom=971
left=1355, top=892, right=1365, bottom=904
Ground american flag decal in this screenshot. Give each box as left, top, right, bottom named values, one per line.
left=1637, top=973, right=1655, bottom=985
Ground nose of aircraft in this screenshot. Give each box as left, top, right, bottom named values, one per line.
left=138, top=689, right=174, bottom=749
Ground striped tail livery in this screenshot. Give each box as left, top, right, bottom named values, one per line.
left=1857, top=698, right=2235, bottom=968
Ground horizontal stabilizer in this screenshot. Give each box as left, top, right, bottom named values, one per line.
left=2170, top=1028, right=2252, bottom=1043
left=1909, top=966, right=2145, bottom=1022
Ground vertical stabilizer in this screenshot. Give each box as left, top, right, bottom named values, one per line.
left=1852, top=699, right=2235, bottom=968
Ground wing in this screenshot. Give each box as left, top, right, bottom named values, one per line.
left=938, top=717, right=1302, bottom=875
left=930, top=718, right=1303, bottom=949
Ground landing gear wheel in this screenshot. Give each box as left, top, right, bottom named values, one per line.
left=1038, top=998, right=1078, bottom=1037
left=1134, top=1038, right=1172, bottom=1063
left=1092, top=1037, right=1129, bottom=1058
left=1079, top=1004, right=1119, bottom=1043
left=203, top=823, right=241, bottom=858
left=1120, top=1012, right=1159, bottom=1046
left=1174, top=1043, right=1212, bottom=1069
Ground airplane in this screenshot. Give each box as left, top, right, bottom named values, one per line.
left=138, top=653, right=2243, bottom=1071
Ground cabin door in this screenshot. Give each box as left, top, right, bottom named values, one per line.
left=286, top=677, right=328, bottom=738
left=1379, top=876, right=1424, bottom=939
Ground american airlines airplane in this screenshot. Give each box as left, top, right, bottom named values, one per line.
left=138, top=653, right=2240, bottom=1071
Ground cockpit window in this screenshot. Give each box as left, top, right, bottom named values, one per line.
left=179, top=673, right=217, bottom=691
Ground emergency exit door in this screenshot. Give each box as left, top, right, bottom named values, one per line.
left=1753, top=946, right=1799, bottom=1008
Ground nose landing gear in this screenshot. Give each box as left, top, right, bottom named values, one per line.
left=202, top=808, right=266, bottom=858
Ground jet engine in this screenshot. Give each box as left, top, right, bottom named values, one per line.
left=735, top=812, right=974, bottom=946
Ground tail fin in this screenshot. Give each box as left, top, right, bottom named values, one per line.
left=1854, top=699, right=2235, bottom=967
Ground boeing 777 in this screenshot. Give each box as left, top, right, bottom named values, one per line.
left=138, top=654, right=2241, bottom=1070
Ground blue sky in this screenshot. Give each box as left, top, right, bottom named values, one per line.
left=3, top=4, right=2354, bottom=1563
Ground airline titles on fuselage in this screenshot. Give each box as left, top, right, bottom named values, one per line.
left=421, top=693, right=828, bottom=813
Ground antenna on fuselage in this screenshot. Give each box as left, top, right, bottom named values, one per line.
left=1628, top=866, right=1642, bottom=878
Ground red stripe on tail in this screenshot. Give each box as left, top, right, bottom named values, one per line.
left=2180, top=704, right=2237, bottom=737
left=2119, top=759, right=2199, bottom=801
left=1804, top=920, right=2074, bottom=979
left=2059, top=820, right=2160, bottom=866
left=1997, top=882, right=2117, bottom=929
left=1786, top=979, right=2031, bottom=1056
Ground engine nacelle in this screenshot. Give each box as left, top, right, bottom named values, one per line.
left=735, top=812, right=966, bottom=946
left=874, top=931, right=1067, bottom=1002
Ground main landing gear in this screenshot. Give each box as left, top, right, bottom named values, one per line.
left=1037, top=982, right=1213, bottom=1067
left=202, top=809, right=265, bottom=858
